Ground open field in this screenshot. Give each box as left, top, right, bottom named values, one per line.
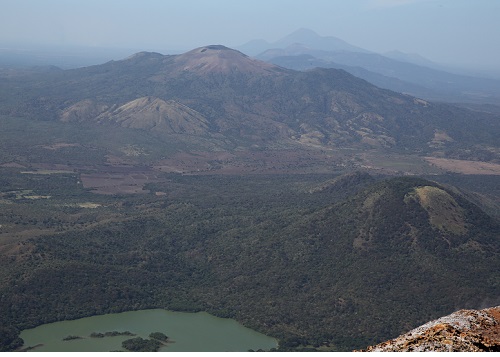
left=425, top=157, right=500, bottom=175
left=153, top=149, right=352, bottom=175
left=80, top=171, right=161, bottom=195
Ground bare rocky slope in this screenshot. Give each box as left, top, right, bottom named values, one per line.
left=361, top=306, right=500, bottom=352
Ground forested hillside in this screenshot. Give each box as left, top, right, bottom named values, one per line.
left=1, top=173, right=498, bottom=351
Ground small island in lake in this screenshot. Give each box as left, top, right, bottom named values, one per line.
left=122, top=337, right=162, bottom=352
left=122, top=332, right=170, bottom=352
left=149, top=332, right=169, bottom=342
left=62, top=335, right=83, bottom=341
left=90, top=331, right=136, bottom=338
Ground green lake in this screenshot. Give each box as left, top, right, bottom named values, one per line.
left=20, top=309, right=278, bottom=352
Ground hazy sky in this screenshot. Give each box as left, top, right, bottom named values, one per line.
left=1, top=0, right=499, bottom=71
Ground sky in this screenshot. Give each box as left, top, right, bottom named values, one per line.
left=1, top=0, right=499, bottom=72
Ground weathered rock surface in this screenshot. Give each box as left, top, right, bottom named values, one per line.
left=361, top=306, right=500, bottom=352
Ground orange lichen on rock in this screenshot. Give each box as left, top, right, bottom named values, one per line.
left=360, top=306, right=500, bottom=352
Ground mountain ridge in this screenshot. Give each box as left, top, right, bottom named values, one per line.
left=244, top=29, right=500, bottom=104
left=238, top=28, right=369, bottom=56
left=3, top=45, right=498, bottom=162
left=273, top=28, right=369, bottom=54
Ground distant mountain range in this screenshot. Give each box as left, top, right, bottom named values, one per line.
left=238, top=28, right=371, bottom=56
left=238, top=28, right=500, bottom=105
left=3, top=45, right=499, bottom=164
left=2, top=28, right=500, bottom=105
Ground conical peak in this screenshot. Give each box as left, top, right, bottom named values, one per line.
left=180, top=45, right=249, bottom=62
left=174, top=45, right=280, bottom=74
left=198, top=45, right=237, bottom=52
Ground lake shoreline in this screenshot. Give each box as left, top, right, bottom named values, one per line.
left=20, top=309, right=278, bottom=352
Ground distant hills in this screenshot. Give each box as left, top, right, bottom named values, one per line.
left=3, top=28, right=500, bottom=105
left=238, top=28, right=500, bottom=105
left=2, top=45, right=499, bottom=164
left=238, top=28, right=370, bottom=56
left=0, top=45, right=139, bottom=70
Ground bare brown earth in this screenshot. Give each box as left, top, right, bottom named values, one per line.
left=80, top=173, right=151, bottom=194
left=80, top=168, right=161, bottom=195
left=425, top=157, right=500, bottom=175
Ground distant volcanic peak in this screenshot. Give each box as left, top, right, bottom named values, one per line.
left=126, top=51, right=162, bottom=58
left=124, top=51, right=165, bottom=61
left=201, top=45, right=238, bottom=52
left=174, top=45, right=281, bottom=74
left=185, top=45, right=248, bottom=57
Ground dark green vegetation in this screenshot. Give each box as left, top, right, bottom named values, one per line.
left=122, top=337, right=162, bottom=352
left=149, top=332, right=168, bottom=342
left=121, top=331, right=170, bottom=352
left=0, top=45, right=499, bottom=352
left=62, top=335, right=82, bottom=341
left=0, top=326, right=24, bottom=351
left=90, top=331, right=135, bottom=338
left=0, top=169, right=498, bottom=351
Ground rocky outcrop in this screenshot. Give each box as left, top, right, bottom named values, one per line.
left=361, top=306, right=500, bottom=352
